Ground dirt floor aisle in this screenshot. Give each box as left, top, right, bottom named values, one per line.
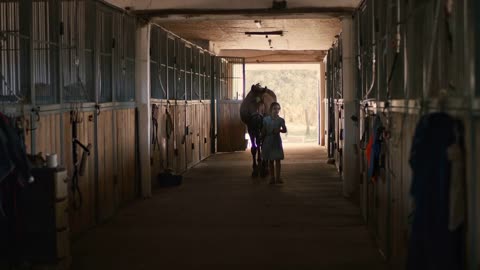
left=72, top=144, right=388, bottom=270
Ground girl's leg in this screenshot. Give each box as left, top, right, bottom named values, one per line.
left=269, top=160, right=275, bottom=184
left=275, top=160, right=283, bottom=183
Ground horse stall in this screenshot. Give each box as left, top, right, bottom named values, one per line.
left=216, top=57, right=247, bottom=153
left=0, top=2, right=139, bottom=268
left=324, top=0, right=480, bottom=268
left=149, top=25, right=217, bottom=180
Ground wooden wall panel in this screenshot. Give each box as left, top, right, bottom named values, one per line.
left=175, top=104, right=187, bottom=173
left=199, top=104, right=205, bottom=160
left=151, top=102, right=166, bottom=179
left=185, top=104, right=194, bottom=168
left=63, top=111, right=96, bottom=235
left=97, top=110, right=115, bottom=221
left=151, top=101, right=212, bottom=175
left=205, top=103, right=212, bottom=158
left=217, top=100, right=245, bottom=152
left=167, top=104, right=176, bottom=171
left=192, top=103, right=201, bottom=165
left=115, top=109, right=137, bottom=205
left=126, top=109, right=137, bottom=200
left=35, top=113, right=63, bottom=163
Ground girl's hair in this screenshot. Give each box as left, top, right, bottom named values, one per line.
left=270, top=102, right=281, bottom=112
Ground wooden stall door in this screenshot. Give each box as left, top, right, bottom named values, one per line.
left=203, top=103, right=212, bottom=159
left=115, top=109, right=137, bottom=205
left=175, top=104, right=187, bottom=173
left=199, top=104, right=205, bottom=160
left=185, top=104, right=194, bottom=168
left=186, top=103, right=201, bottom=168
left=97, top=110, right=116, bottom=221
left=217, top=100, right=246, bottom=152
left=192, top=103, right=201, bottom=165
left=151, top=101, right=169, bottom=178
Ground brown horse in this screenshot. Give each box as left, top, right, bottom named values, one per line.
left=240, top=83, right=277, bottom=177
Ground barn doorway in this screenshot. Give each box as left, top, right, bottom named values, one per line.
left=246, top=63, right=321, bottom=145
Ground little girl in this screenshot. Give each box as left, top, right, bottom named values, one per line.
left=262, top=102, right=287, bottom=184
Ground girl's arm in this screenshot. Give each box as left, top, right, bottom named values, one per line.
left=280, top=119, right=287, bottom=133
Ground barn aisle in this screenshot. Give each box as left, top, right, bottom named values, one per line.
left=72, top=145, right=388, bottom=270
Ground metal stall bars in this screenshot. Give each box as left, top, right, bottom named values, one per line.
left=32, top=0, right=60, bottom=105
left=150, top=25, right=167, bottom=100
left=192, top=46, right=200, bottom=100
left=221, top=57, right=245, bottom=100
left=176, top=38, right=185, bottom=101
left=114, top=12, right=136, bottom=102
left=0, top=0, right=31, bottom=105
left=185, top=44, right=192, bottom=100
left=60, top=0, right=94, bottom=103
left=97, top=6, right=113, bottom=103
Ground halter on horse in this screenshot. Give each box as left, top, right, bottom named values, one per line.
left=240, top=84, right=277, bottom=177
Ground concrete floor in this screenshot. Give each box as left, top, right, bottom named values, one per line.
left=72, top=144, right=388, bottom=270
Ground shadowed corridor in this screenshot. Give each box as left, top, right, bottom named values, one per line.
left=72, top=144, right=388, bottom=269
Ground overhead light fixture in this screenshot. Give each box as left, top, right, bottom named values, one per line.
left=272, top=0, right=287, bottom=9
left=254, top=20, right=262, bottom=28
left=245, top=30, right=284, bottom=37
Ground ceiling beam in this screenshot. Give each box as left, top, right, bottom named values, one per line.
left=218, top=49, right=327, bottom=63
left=133, top=7, right=355, bottom=19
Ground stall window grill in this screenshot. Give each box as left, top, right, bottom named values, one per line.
left=199, top=51, right=205, bottom=100
left=167, top=36, right=175, bottom=99
left=113, top=14, right=135, bottom=102
left=0, top=0, right=31, bottom=103
left=61, top=0, right=95, bottom=103
left=213, top=57, right=221, bottom=100
left=1, top=0, right=138, bottom=106
left=84, top=0, right=96, bottom=102
left=385, top=0, right=405, bottom=99
left=192, top=47, right=200, bottom=100
left=176, top=39, right=185, bottom=100
left=185, top=45, right=192, bottom=100
left=98, top=8, right=113, bottom=103
left=150, top=25, right=166, bottom=99
left=406, top=2, right=427, bottom=99
left=32, top=0, right=60, bottom=105
left=204, top=53, right=211, bottom=100
left=220, top=57, right=245, bottom=100
left=122, top=15, right=135, bottom=101
left=376, top=0, right=387, bottom=101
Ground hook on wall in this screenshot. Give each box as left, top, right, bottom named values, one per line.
left=95, top=104, right=101, bottom=116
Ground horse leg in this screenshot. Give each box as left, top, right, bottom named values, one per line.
left=249, top=132, right=258, bottom=177
left=257, top=145, right=265, bottom=177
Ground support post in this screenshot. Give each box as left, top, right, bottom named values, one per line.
left=135, top=23, right=152, bottom=198
left=319, top=62, right=326, bottom=146
left=341, top=17, right=359, bottom=197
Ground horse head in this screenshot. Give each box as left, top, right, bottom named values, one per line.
left=246, top=83, right=277, bottom=115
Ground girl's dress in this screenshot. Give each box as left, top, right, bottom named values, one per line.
left=262, top=116, right=285, bottom=161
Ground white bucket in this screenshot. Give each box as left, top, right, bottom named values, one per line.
left=46, top=153, right=58, bottom=168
